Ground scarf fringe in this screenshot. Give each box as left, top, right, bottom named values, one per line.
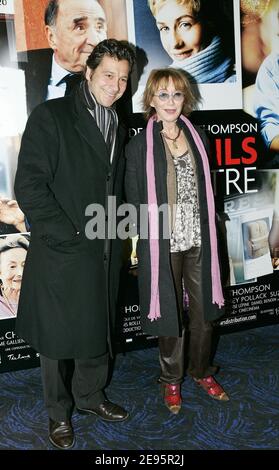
left=146, top=116, right=161, bottom=321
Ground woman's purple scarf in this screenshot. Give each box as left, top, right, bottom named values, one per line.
left=146, top=115, right=224, bottom=322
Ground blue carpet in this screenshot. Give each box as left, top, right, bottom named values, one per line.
left=0, top=325, right=278, bottom=450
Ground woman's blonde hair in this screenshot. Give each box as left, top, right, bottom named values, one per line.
left=142, top=68, right=197, bottom=120
left=148, top=0, right=201, bottom=17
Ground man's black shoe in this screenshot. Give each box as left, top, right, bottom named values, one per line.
left=77, top=400, right=129, bottom=422
left=48, top=418, right=75, bottom=449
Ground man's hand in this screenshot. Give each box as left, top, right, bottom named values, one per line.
left=0, top=197, right=27, bottom=232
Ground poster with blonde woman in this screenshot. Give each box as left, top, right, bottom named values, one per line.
left=126, top=0, right=242, bottom=111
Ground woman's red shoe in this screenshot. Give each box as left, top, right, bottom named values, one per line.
left=161, top=383, right=182, bottom=414
left=194, top=376, right=229, bottom=401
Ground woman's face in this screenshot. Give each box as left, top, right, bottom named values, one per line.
left=155, top=0, right=205, bottom=61
left=150, top=78, right=184, bottom=123
left=0, top=247, right=26, bottom=292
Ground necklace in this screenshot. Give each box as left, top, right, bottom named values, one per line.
left=162, top=127, right=181, bottom=149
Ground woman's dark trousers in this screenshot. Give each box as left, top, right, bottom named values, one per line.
left=158, top=247, right=217, bottom=384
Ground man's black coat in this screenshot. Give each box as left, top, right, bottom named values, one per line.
left=15, top=88, right=126, bottom=359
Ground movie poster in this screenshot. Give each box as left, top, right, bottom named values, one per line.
left=0, top=1, right=32, bottom=371
left=187, top=94, right=279, bottom=329
left=242, top=0, right=279, bottom=168
left=126, top=0, right=243, bottom=112
left=193, top=0, right=279, bottom=331
left=0, top=0, right=279, bottom=371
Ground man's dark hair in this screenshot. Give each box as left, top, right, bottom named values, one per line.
left=45, top=0, right=59, bottom=26
left=86, top=39, right=136, bottom=73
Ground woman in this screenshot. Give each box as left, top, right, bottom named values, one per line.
left=125, top=68, right=229, bottom=414
left=0, top=234, right=29, bottom=320
left=148, top=0, right=236, bottom=83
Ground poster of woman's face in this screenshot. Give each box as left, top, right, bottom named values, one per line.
left=0, top=234, right=29, bottom=320
left=127, top=0, right=242, bottom=112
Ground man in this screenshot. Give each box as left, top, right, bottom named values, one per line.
left=14, top=39, right=135, bottom=450
left=19, top=0, right=108, bottom=114
left=0, top=197, right=27, bottom=235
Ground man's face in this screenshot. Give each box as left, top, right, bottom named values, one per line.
left=46, top=0, right=107, bottom=72
left=155, top=0, right=205, bottom=62
left=86, top=55, right=129, bottom=107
